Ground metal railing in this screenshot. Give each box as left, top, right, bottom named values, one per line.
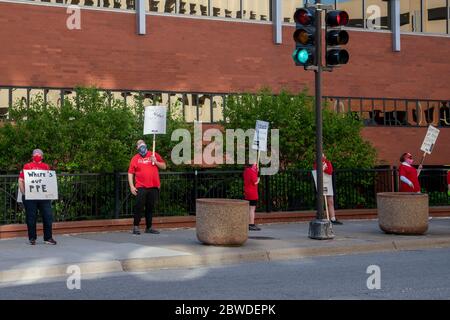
left=1, top=86, right=449, bottom=126
left=1, top=168, right=449, bottom=225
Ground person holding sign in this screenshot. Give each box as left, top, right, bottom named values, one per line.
left=128, top=139, right=166, bottom=235
left=313, top=154, right=343, bottom=225
left=18, top=149, right=57, bottom=245
left=243, top=163, right=261, bottom=231
left=399, top=152, right=422, bottom=193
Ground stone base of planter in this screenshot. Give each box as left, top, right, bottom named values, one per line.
left=196, top=198, right=249, bottom=246
left=377, top=192, right=429, bottom=235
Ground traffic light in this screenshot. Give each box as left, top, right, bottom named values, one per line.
left=292, top=7, right=316, bottom=68
left=325, top=10, right=349, bottom=67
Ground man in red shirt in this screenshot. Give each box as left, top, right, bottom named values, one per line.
left=243, top=163, right=260, bottom=231
left=128, top=139, right=166, bottom=235
left=18, top=149, right=57, bottom=245
left=399, top=152, right=422, bottom=193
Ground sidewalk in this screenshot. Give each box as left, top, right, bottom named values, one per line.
left=1, top=218, right=450, bottom=284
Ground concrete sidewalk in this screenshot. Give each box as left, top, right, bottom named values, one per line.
left=1, top=218, right=450, bottom=284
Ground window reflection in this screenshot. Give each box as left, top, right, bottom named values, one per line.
left=337, top=0, right=364, bottom=28
left=423, top=0, right=447, bottom=34
left=400, top=0, right=422, bottom=32
left=365, top=0, right=389, bottom=30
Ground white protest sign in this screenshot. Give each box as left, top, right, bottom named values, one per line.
left=420, top=125, right=440, bottom=154
left=252, top=120, right=269, bottom=152
left=143, top=105, right=167, bottom=135
left=312, top=170, right=334, bottom=196
left=24, top=170, right=58, bottom=200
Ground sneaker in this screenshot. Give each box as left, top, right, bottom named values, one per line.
left=132, top=226, right=141, bottom=235
left=44, top=238, right=57, bottom=245
left=145, top=228, right=160, bottom=234
left=331, top=219, right=343, bottom=225
left=249, top=224, right=261, bottom=231
left=29, top=239, right=36, bottom=245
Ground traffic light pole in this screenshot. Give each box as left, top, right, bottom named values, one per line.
left=308, top=1, right=334, bottom=240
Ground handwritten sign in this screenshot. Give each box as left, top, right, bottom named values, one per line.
left=252, top=120, right=269, bottom=152
left=24, top=170, right=58, bottom=200
left=312, top=170, right=334, bottom=196
left=420, top=125, right=440, bottom=154
left=143, top=105, right=167, bottom=135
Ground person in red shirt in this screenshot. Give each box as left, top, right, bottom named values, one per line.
left=313, top=154, right=342, bottom=225
left=399, top=152, right=422, bottom=193
left=243, top=163, right=261, bottom=231
left=18, top=149, right=57, bottom=245
left=128, top=139, right=166, bottom=235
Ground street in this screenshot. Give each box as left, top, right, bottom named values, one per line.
left=1, top=247, right=449, bottom=300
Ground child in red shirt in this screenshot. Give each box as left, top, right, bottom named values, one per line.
left=243, top=163, right=260, bottom=231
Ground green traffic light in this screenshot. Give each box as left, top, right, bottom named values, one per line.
left=292, top=48, right=310, bottom=65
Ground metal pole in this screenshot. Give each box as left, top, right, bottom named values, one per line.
left=308, top=0, right=334, bottom=240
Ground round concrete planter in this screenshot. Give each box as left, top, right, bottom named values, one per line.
left=377, top=192, right=429, bottom=235
left=196, top=198, right=249, bottom=246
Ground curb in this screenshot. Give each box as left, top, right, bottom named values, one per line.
left=2, top=236, right=450, bottom=284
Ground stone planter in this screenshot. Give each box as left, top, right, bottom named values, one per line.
left=196, top=198, right=249, bottom=246
left=377, top=192, right=429, bottom=235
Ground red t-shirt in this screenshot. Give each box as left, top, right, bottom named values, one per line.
left=243, top=167, right=259, bottom=200
left=128, top=151, right=165, bottom=188
left=19, top=161, right=51, bottom=180
left=399, top=163, right=420, bottom=193
left=447, top=171, right=450, bottom=185
left=313, top=160, right=333, bottom=175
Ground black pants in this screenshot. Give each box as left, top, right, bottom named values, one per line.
left=134, top=187, right=159, bottom=229
left=22, top=196, right=53, bottom=241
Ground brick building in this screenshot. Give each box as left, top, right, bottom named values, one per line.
left=0, top=0, right=449, bottom=165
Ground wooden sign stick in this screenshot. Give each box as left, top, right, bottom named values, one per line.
left=152, top=133, right=156, bottom=165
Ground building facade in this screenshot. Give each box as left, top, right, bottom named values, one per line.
left=0, top=0, right=449, bottom=165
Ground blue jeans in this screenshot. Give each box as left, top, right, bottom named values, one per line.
left=22, top=196, right=53, bottom=241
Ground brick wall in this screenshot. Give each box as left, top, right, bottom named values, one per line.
left=362, top=127, right=450, bottom=166
left=0, top=3, right=449, bottom=100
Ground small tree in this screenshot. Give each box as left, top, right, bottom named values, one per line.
left=222, top=88, right=377, bottom=169
left=0, top=87, right=192, bottom=173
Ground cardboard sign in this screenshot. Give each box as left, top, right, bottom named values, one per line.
left=143, top=105, right=167, bottom=135
left=252, top=120, right=269, bottom=152
left=420, top=125, right=440, bottom=154
left=24, top=170, right=58, bottom=200
left=312, top=170, right=334, bottom=196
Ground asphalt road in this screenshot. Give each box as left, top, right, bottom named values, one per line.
left=1, top=247, right=450, bottom=300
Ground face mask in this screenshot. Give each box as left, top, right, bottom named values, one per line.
left=406, top=158, right=413, bottom=165
left=33, top=155, right=42, bottom=163
left=138, top=145, right=148, bottom=157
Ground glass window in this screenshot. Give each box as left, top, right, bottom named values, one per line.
left=179, top=0, right=209, bottom=16
left=169, top=94, right=185, bottom=120
left=337, top=0, right=363, bottom=28
left=423, top=0, right=447, bottom=34
left=365, top=0, right=389, bottom=30
left=211, top=0, right=241, bottom=18
left=400, top=0, right=422, bottom=32
left=212, top=95, right=224, bottom=122
left=282, top=1, right=305, bottom=23
left=198, top=94, right=212, bottom=122
left=243, top=0, right=271, bottom=21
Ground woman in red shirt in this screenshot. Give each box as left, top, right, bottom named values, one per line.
left=243, top=163, right=260, bottom=231
left=313, top=154, right=342, bottom=225
left=399, top=152, right=422, bottom=193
